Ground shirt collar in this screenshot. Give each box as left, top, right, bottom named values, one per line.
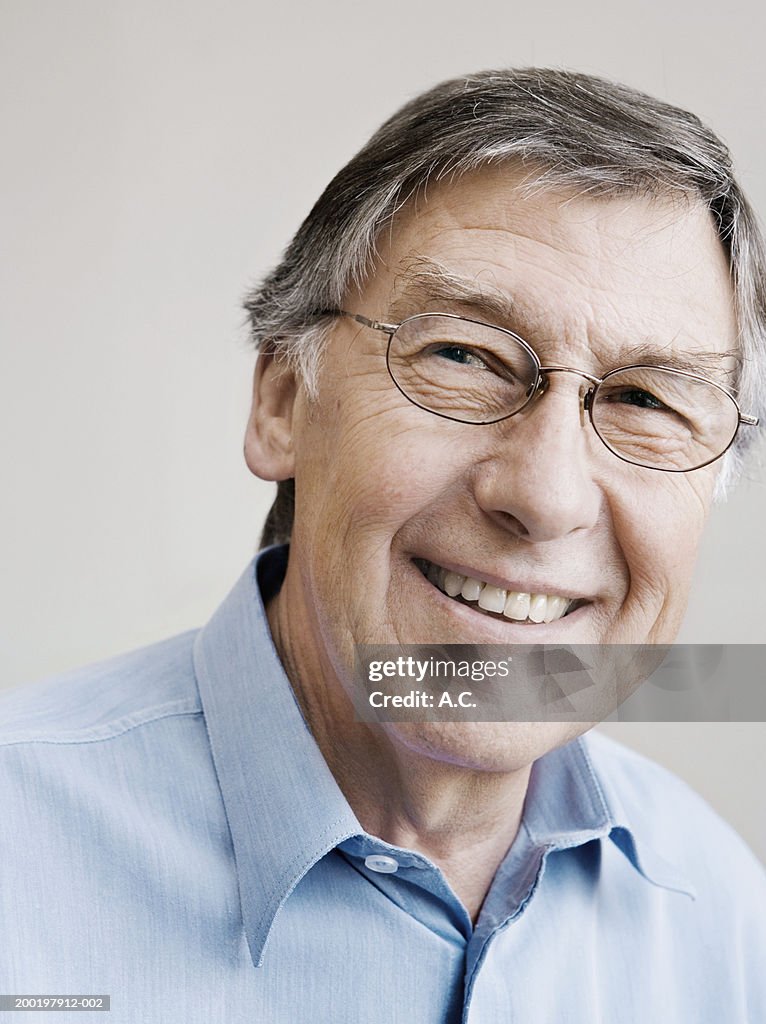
left=192, top=548, right=361, bottom=968
left=193, top=546, right=695, bottom=968
left=526, top=736, right=696, bottom=899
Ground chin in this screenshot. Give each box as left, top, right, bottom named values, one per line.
left=385, top=721, right=588, bottom=774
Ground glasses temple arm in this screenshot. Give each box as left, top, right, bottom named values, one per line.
left=328, top=310, right=400, bottom=334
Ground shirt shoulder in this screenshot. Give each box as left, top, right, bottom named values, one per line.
left=0, top=631, right=215, bottom=881
left=0, top=630, right=202, bottom=746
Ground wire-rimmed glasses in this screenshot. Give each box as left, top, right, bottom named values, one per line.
left=336, top=311, right=758, bottom=472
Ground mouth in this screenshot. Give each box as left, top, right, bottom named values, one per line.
left=413, top=557, right=588, bottom=625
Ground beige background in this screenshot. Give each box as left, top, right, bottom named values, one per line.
left=1, top=1, right=764, bottom=861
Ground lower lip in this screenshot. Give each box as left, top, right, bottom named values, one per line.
left=407, top=559, right=591, bottom=641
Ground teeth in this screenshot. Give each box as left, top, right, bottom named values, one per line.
left=478, top=585, right=507, bottom=613
left=461, top=577, right=483, bottom=602
left=544, top=595, right=569, bottom=623
left=504, top=591, right=531, bottom=621
left=528, top=594, right=548, bottom=623
left=422, top=560, right=574, bottom=624
left=443, top=571, right=466, bottom=597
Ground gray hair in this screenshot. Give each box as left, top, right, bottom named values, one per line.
left=244, top=68, right=766, bottom=546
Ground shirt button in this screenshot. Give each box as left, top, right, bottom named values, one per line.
left=364, top=854, right=399, bottom=874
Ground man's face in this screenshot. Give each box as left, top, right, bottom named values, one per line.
left=254, top=167, right=737, bottom=769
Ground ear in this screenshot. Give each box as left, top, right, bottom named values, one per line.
left=244, top=348, right=298, bottom=482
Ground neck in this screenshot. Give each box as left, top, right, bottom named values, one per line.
left=266, top=574, right=531, bottom=923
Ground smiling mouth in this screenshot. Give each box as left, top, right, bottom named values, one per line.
left=414, top=558, right=587, bottom=625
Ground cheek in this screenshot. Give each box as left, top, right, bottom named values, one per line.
left=288, top=392, right=474, bottom=648
left=613, top=472, right=713, bottom=606
left=294, top=395, right=470, bottom=553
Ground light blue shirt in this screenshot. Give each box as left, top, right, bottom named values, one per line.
left=1, top=547, right=764, bottom=1023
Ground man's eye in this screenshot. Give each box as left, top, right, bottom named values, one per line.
left=612, top=388, right=667, bottom=410
left=432, top=345, right=488, bottom=368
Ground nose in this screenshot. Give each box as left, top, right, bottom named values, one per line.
left=472, top=373, right=603, bottom=543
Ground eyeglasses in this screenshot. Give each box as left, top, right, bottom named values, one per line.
left=336, top=311, right=759, bottom=472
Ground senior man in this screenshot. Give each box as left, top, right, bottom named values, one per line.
left=2, top=69, right=765, bottom=1022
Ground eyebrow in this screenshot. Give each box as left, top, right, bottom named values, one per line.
left=387, top=256, right=741, bottom=390
left=389, top=256, right=518, bottom=327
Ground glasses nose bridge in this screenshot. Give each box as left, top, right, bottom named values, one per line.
left=534, top=365, right=600, bottom=424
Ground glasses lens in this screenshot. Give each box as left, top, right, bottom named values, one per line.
left=591, top=366, right=740, bottom=470
left=387, top=315, right=539, bottom=424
